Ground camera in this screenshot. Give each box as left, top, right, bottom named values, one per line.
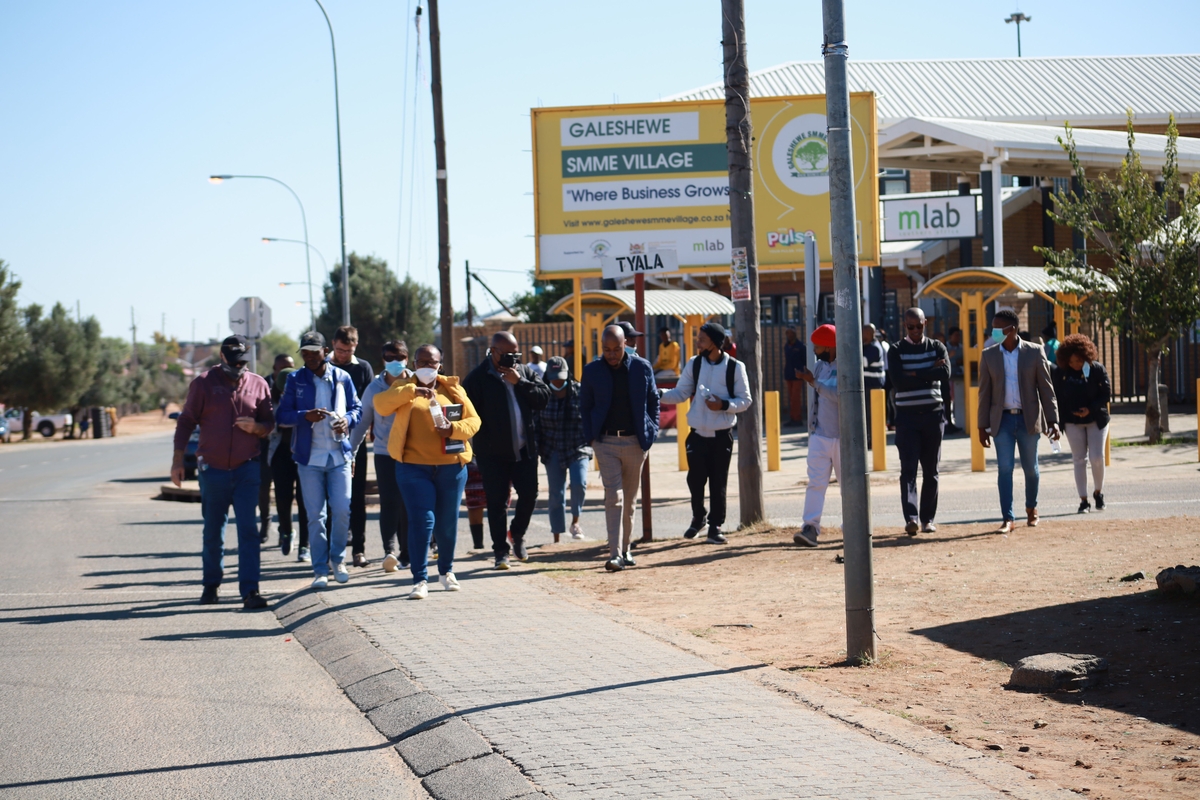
left=499, top=352, right=521, bottom=369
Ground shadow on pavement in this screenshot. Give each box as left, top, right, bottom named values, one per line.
left=911, top=590, right=1200, bottom=730
left=108, top=476, right=172, bottom=484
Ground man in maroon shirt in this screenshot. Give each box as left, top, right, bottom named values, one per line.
left=172, top=335, right=274, bottom=609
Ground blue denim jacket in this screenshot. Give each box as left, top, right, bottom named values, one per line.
left=276, top=365, right=362, bottom=467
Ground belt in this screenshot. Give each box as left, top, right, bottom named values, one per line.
left=1003, top=408, right=1024, bottom=415
left=604, top=429, right=635, bottom=437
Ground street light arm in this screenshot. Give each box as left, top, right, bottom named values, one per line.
left=313, top=0, right=350, bottom=327
left=264, top=238, right=329, bottom=272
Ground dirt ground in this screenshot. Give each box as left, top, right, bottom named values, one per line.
left=536, top=516, right=1200, bottom=799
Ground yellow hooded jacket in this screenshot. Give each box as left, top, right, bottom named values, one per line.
left=372, top=376, right=481, bottom=465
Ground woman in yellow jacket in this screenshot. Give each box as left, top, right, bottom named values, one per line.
left=373, top=345, right=481, bottom=599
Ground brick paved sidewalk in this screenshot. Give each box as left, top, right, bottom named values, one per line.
left=297, top=554, right=1073, bottom=800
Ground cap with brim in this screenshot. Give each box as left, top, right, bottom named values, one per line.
left=299, top=331, right=326, bottom=351
left=617, top=321, right=643, bottom=338
left=544, top=356, right=569, bottom=382
left=530, top=346, right=544, bottom=355
left=221, top=334, right=251, bottom=364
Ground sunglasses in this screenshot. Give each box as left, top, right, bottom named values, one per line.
left=905, top=323, right=924, bottom=331
left=382, top=353, right=407, bottom=362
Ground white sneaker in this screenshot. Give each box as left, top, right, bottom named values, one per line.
left=570, top=522, right=585, bottom=540
left=408, top=581, right=428, bottom=600
left=439, top=573, right=460, bottom=592
left=382, top=553, right=399, bottom=573
left=334, top=565, right=350, bottom=584
left=311, top=575, right=328, bottom=589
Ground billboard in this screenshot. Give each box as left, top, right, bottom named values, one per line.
left=532, top=94, right=878, bottom=279
left=882, top=195, right=977, bottom=241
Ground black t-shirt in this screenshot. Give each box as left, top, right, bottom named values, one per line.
left=333, top=357, right=374, bottom=399
left=603, top=359, right=634, bottom=433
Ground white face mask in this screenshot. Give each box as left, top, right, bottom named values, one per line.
left=415, top=367, right=439, bottom=385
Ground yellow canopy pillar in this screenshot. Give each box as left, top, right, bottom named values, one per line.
left=963, top=290, right=987, bottom=472
left=682, top=314, right=703, bottom=364
left=572, top=278, right=583, bottom=377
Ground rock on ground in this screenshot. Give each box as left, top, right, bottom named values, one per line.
left=1156, top=564, right=1200, bottom=595
left=1008, top=653, right=1109, bottom=691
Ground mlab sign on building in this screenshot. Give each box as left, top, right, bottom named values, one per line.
left=882, top=195, right=977, bottom=241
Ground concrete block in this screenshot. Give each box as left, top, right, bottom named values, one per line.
left=422, top=753, right=534, bottom=800
left=326, top=647, right=395, bottom=689
left=367, top=692, right=452, bottom=741
left=273, top=591, right=321, bottom=622
left=291, top=614, right=345, bottom=647
left=395, top=718, right=491, bottom=777
left=307, top=631, right=369, bottom=666
left=344, top=670, right=421, bottom=712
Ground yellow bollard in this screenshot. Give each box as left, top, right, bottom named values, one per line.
left=1196, top=379, right=1200, bottom=463
left=968, top=386, right=985, bottom=472
left=766, top=391, right=781, bottom=471
left=677, top=398, right=690, bottom=471
left=1105, top=402, right=1112, bottom=467
left=870, top=388, right=887, bottom=471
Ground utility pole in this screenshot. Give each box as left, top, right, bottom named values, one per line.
left=129, top=307, right=139, bottom=373
left=428, top=0, right=454, bottom=375
left=823, top=0, right=876, bottom=664
left=465, top=260, right=473, bottom=328
left=313, top=0, right=350, bottom=326
left=1005, top=12, right=1031, bottom=57
left=721, top=0, right=765, bottom=526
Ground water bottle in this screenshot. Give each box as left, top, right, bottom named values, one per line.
left=429, top=398, right=449, bottom=430
left=1050, top=436, right=1061, bottom=454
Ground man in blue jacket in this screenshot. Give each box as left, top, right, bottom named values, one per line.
left=580, top=325, right=660, bottom=572
left=276, top=331, right=362, bottom=589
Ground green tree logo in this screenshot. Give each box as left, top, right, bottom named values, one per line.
left=792, top=139, right=827, bottom=172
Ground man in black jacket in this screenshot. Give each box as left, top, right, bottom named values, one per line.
left=888, top=308, right=951, bottom=536
left=331, top=326, right=376, bottom=567
left=463, top=331, right=551, bottom=569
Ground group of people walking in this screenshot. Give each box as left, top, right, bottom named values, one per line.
left=172, top=307, right=1110, bottom=609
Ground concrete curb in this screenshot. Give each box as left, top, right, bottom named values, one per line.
left=273, top=589, right=548, bottom=800
left=530, top=572, right=1077, bottom=800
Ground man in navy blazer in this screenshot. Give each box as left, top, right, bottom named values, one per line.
left=580, top=324, right=660, bottom=572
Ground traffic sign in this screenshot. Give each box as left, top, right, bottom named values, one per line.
left=228, top=297, right=272, bottom=339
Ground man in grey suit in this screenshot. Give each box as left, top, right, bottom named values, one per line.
left=977, top=308, right=1060, bottom=532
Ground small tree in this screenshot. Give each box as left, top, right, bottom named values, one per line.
left=509, top=271, right=571, bottom=323
left=1038, top=113, right=1200, bottom=443
left=0, top=261, right=25, bottom=379
left=256, top=328, right=299, bottom=377
left=317, top=253, right=437, bottom=361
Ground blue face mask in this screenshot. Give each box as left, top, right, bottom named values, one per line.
left=991, top=328, right=1006, bottom=344
left=625, top=346, right=636, bottom=356
left=384, top=360, right=406, bottom=377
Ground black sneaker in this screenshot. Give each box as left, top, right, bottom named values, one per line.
left=199, top=586, right=219, bottom=605
left=621, top=551, right=637, bottom=567
left=684, top=518, right=706, bottom=539
left=279, top=531, right=293, bottom=557
left=513, top=538, right=529, bottom=562
left=1077, top=499, right=1091, bottom=514
left=705, top=526, right=727, bottom=544
left=1093, top=491, right=1105, bottom=511
left=904, top=520, right=919, bottom=536
left=794, top=525, right=819, bottom=547
left=604, top=558, right=624, bottom=572
left=242, top=592, right=268, bottom=611
left=494, top=556, right=511, bottom=571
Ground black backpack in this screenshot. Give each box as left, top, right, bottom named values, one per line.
left=690, top=355, right=738, bottom=400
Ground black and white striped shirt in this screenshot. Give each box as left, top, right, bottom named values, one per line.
left=887, top=337, right=950, bottom=417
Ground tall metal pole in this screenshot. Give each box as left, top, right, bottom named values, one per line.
left=721, top=0, right=765, bottom=526
left=822, top=0, right=876, bottom=664
left=635, top=273, right=653, bottom=542
left=313, top=0, right=350, bottom=326
left=428, top=0, right=454, bottom=375
left=465, top=260, right=473, bottom=328
left=804, top=234, right=819, bottom=434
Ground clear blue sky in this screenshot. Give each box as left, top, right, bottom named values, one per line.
left=2, top=1, right=1197, bottom=344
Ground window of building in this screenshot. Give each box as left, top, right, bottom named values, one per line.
left=760, top=296, right=775, bottom=324
left=879, top=168, right=910, bottom=196
left=781, top=295, right=800, bottom=324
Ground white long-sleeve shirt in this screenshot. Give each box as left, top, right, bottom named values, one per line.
left=810, top=359, right=840, bottom=440
left=660, top=354, right=752, bottom=437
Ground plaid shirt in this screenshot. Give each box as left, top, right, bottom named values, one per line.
left=535, top=381, right=592, bottom=462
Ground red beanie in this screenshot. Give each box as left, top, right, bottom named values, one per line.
left=811, top=324, right=836, bottom=347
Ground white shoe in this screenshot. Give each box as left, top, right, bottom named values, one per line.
left=439, top=573, right=460, bottom=592
left=334, top=565, right=350, bottom=584
left=408, top=581, right=428, bottom=600
left=382, top=553, right=399, bottom=573
left=311, top=575, right=328, bottom=589
left=570, top=522, right=585, bottom=540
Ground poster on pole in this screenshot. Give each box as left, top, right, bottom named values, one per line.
left=729, top=247, right=751, bottom=301
left=531, top=94, right=878, bottom=279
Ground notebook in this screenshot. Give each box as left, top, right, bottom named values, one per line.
left=441, top=404, right=465, bottom=454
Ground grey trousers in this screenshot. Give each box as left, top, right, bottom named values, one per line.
left=593, top=436, right=647, bottom=559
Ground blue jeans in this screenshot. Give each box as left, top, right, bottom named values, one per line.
left=198, top=460, right=261, bottom=597
left=545, top=453, right=589, bottom=534
left=994, top=411, right=1040, bottom=520
left=395, top=462, right=467, bottom=585
left=296, top=454, right=352, bottom=576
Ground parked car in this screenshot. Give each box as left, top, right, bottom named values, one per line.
left=4, top=409, right=74, bottom=438
left=183, top=427, right=200, bottom=480
left=0, top=414, right=11, bottom=443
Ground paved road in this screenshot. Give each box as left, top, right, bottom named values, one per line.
left=0, top=433, right=425, bottom=799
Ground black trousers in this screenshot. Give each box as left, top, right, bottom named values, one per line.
left=374, top=453, right=409, bottom=562
left=477, top=450, right=538, bottom=559
left=258, top=439, right=273, bottom=531
left=685, top=429, right=734, bottom=528
left=895, top=413, right=943, bottom=524
left=270, top=440, right=308, bottom=548
left=349, top=444, right=368, bottom=554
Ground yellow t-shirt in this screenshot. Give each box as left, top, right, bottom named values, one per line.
left=654, top=340, right=681, bottom=374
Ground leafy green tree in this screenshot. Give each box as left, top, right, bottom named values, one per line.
left=0, top=261, right=25, bottom=378
left=795, top=141, right=826, bottom=170
left=256, top=328, right=299, bottom=377
left=78, top=337, right=133, bottom=410
left=1038, top=113, right=1200, bottom=443
left=0, top=303, right=100, bottom=439
left=316, top=253, right=437, bottom=363
left=509, top=270, right=571, bottom=322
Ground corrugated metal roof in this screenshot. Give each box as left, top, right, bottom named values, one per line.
left=669, top=55, right=1200, bottom=126
left=919, top=266, right=1115, bottom=297
left=548, top=289, right=734, bottom=318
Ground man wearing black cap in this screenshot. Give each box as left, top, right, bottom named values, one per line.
left=171, top=335, right=275, bottom=609
left=660, top=322, right=751, bottom=544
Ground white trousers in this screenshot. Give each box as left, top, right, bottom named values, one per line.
left=1064, top=422, right=1108, bottom=497
left=803, top=433, right=841, bottom=529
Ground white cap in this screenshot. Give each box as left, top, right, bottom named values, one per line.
left=530, top=346, right=544, bottom=355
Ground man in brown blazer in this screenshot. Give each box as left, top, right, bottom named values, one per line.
left=977, top=308, right=1060, bottom=532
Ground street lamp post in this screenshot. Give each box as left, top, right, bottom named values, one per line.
left=1005, top=12, right=1031, bottom=57
left=265, top=238, right=328, bottom=331
left=313, top=0, right=350, bottom=327
left=209, top=174, right=314, bottom=332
